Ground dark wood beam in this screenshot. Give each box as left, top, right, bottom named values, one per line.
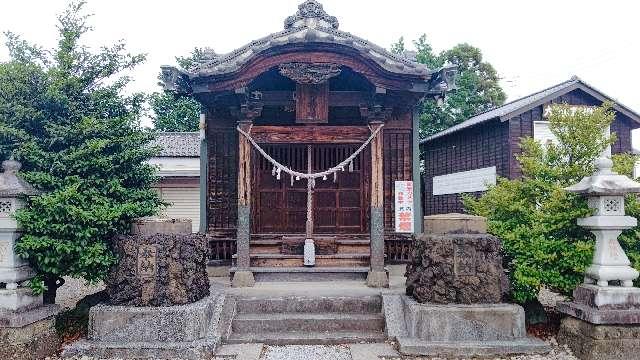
left=250, top=125, right=370, bottom=144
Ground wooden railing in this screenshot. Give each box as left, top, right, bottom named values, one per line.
left=207, top=237, right=236, bottom=265
left=384, top=234, right=414, bottom=264
left=206, top=233, right=415, bottom=265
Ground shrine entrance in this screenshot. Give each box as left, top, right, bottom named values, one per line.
left=253, top=143, right=370, bottom=235
left=159, top=0, right=456, bottom=286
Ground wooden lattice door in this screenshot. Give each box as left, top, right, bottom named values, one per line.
left=252, top=143, right=370, bottom=234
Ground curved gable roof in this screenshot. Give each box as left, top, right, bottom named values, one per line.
left=160, top=1, right=458, bottom=95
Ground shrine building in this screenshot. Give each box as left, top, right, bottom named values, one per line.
left=160, top=0, right=456, bottom=287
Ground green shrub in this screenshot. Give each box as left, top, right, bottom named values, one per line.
left=464, top=102, right=640, bottom=303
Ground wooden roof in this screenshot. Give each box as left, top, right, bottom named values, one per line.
left=160, top=1, right=456, bottom=95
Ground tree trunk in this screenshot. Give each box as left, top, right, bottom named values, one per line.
left=43, top=275, right=64, bottom=305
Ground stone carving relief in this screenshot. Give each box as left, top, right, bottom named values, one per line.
left=137, top=245, right=157, bottom=278
left=454, top=243, right=476, bottom=276
left=0, top=243, right=9, bottom=267
left=279, top=62, right=341, bottom=84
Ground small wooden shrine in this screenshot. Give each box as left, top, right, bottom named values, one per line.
left=160, top=0, right=456, bottom=286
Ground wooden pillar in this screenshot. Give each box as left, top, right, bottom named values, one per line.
left=412, top=106, right=423, bottom=234
left=367, top=120, right=388, bottom=287
left=232, top=120, right=255, bottom=287
left=199, top=113, right=208, bottom=233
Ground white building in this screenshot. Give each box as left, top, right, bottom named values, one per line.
left=148, top=132, right=201, bottom=232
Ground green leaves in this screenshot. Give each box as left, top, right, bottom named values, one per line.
left=1, top=1, right=162, bottom=294
left=392, top=36, right=506, bottom=138
left=149, top=47, right=206, bottom=132
left=464, top=102, right=634, bottom=303
left=149, top=92, right=200, bottom=132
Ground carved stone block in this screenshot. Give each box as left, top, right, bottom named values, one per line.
left=406, top=233, right=507, bottom=304
left=106, top=233, right=209, bottom=307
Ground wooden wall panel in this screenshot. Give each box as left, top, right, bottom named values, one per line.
left=383, top=130, right=413, bottom=229
left=421, top=119, right=510, bottom=216
left=207, top=126, right=238, bottom=235
left=296, top=83, right=329, bottom=123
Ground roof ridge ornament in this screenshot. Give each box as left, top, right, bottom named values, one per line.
left=284, top=0, right=339, bottom=30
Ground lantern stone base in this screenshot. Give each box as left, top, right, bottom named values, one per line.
left=62, top=293, right=225, bottom=360
left=557, top=317, right=640, bottom=360
left=0, top=305, right=60, bottom=360
left=558, top=285, right=640, bottom=324
left=0, top=288, right=43, bottom=312
left=558, top=285, right=640, bottom=359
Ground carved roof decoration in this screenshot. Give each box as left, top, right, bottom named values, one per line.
left=285, top=0, right=339, bottom=30
left=160, top=1, right=456, bottom=93
left=279, top=62, right=341, bottom=84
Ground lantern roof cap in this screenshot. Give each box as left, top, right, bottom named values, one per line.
left=0, top=159, right=39, bottom=197
left=566, top=157, right=640, bottom=195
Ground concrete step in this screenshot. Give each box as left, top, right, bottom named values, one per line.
left=235, top=295, right=381, bottom=314
left=232, top=313, right=384, bottom=333
left=226, top=330, right=386, bottom=345
left=229, top=266, right=369, bottom=281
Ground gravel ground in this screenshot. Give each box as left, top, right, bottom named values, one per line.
left=538, top=287, right=568, bottom=309
left=261, top=345, right=351, bottom=360
left=56, top=276, right=105, bottom=310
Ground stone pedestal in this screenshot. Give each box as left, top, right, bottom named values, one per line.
left=558, top=285, right=640, bottom=359
left=0, top=306, right=60, bottom=360
left=62, top=293, right=225, bottom=359
left=384, top=295, right=549, bottom=357
left=396, top=214, right=548, bottom=356
left=558, top=317, right=640, bottom=360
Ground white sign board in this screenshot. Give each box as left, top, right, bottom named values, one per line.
left=432, top=166, right=497, bottom=195
left=394, top=181, right=414, bottom=233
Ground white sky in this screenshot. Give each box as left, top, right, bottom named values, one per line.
left=1, top=0, right=639, bottom=147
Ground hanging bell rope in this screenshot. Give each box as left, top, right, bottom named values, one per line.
left=236, top=124, right=384, bottom=188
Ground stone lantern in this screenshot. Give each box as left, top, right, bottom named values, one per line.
left=565, top=156, right=640, bottom=287
left=0, top=159, right=40, bottom=310
left=558, top=155, right=640, bottom=360
left=0, top=159, right=59, bottom=360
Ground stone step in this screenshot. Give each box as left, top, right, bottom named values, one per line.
left=229, top=266, right=369, bottom=281
left=235, top=295, right=381, bottom=314
left=232, top=313, right=385, bottom=333
left=226, top=330, right=386, bottom=345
